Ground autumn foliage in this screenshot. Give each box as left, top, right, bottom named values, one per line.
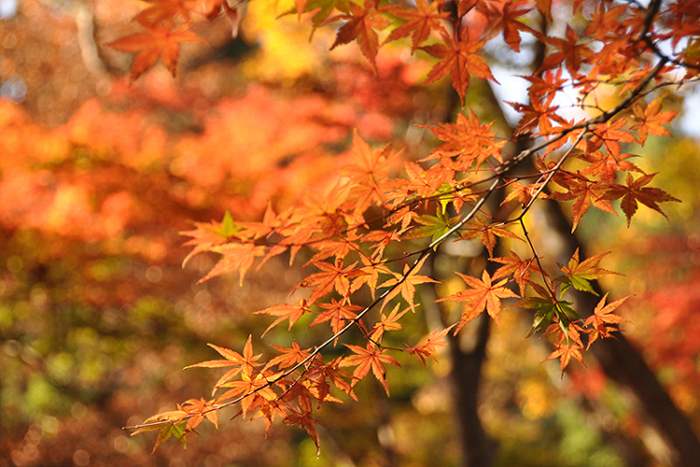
left=102, top=0, right=697, bottom=456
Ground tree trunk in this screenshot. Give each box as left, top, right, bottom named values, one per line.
left=448, top=313, right=498, bottom=467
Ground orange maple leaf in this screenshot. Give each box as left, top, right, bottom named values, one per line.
left=460, top=217, right=522, bottom=257
left=383, top=0, right=449, bottom=53
left=254, top=299, right=311, bottom=337
left=480, top=0, right=534, bottom=52
left=341, top=343, right=400, bottom=396
left=329, top=0, right=390, bottom=71
left=379, top=256, right=438, bottom=312
left=108, top=25, right=204, bottom=81
left=405, top=326, right=452, bottom=367
left=421, top=32, right=496, bottom=102
left=134, top=0, right=192, bottom=26
left=294, top=259, right=358, bottom=303
left=538, top=25, right=594, bottom=77
left=603, top=173, right=680, bottom=227
left=549, top=175, right=617, bottom=232
left=584, top=293, right=630, bottom=349
left=200, top=242, right=266, bottom=285
left=586, top=118, right=638, bottom=157
left=425, top=109, right=505, bottom=170
left=437, top=270, right=519, bottom=330
left=370, top=303, right=408, bottom=342
left=185, top=336, right=262, bottom=392
left=180, top=398, right=219, bottom=431
left=310, top=298, right=364, bottom=338
left=268, top=341, right=312, bottom=369
left=630, top=97, right=678, bottom=145
left=492, top=251, right=542, bottom=297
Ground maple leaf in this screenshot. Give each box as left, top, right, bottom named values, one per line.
left=549, top=175, right=617, bottom=232
left=200, top=242, right=266, bottom=285
left=341, top=130, right=395, bottom=214
left=134, top=0, right=192, bottom=27
left=181, top=221, right=233, bottom=268
left=329, top=0, right=390, bottom=71
left=350, top=255, right=393, bottom=298
left=421, top=32, right=496, bottom=102
left=240, top=202, right=278, bottom=241
left=294, top=259, right=358, bottom=303
left=508, top=93, right=569, bottom=136
left=538, top=25, right=594, bottom=77
left=185, top=336, right=262, bottom=392
left=383, top=0, right=449, bottom=53
left=254, top=299, right=311, bottom=337
left=425, top=110, right=505, bottom=170
left=555, top=249, right=616, bottom=295
left=602, top=173, right=680, bottom=227
left=305, top=355, right=357, bottom=402
left=536, top=0, right=552, bottom=23
left=584, top=293, right=630, bottom=349
left=492, top=251, right=542, bottom=297
left=341, top=343, right=400, bottom=396
left=480, top=0, right=534, bottom=52
left=283, top=407, right=323, bottom=456
left=147, top=420, right=188, bottom=453
left=406, top=210, right=461, bottom=244
left=546, top=334, right=586, bottom=375
left=370, top=303, right=408, bottom=342
left=108, top=25, right=204, bottom=81
left=405, top=326, right=452, bottom=367
left=438, top=270, right=519, bottom=331
left=268, top=341, right=312, bottom=369
left=180, top=398, right=219, bottom=431
left=460, top=217, right=522, bottom=257
left=577, top=151, right=643, bottom=184
left=586, top=118, right=638, bottom=158
left=379, top=256, right=438, bottom=312
left=501, top=180, right=549, bottom=209
left=309, top=298, right=364, bottom=338
left=522, top=68, right=566, bottom=101
left=629, top=97, right=678, bottom=145
left=218, top=370, right=280, bottom=416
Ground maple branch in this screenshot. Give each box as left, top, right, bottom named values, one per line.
left=636, top=0, right=700, bottom=72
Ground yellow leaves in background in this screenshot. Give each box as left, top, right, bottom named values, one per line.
left=243, top=0, right=334, bottom=82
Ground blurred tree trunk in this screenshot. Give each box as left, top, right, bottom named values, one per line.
left=449, top=313, right=497, bottom=467
left=537, top=193, right=700, bottom=467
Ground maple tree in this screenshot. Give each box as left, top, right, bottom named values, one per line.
left=4, top=0, right=700, bottom=465
left=100, top=0, right=700, bottom=464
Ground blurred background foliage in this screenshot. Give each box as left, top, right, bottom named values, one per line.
left=1, top=1, right=699, bottom=466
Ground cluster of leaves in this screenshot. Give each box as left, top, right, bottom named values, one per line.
left=112, top=0, right=697, bottom=453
